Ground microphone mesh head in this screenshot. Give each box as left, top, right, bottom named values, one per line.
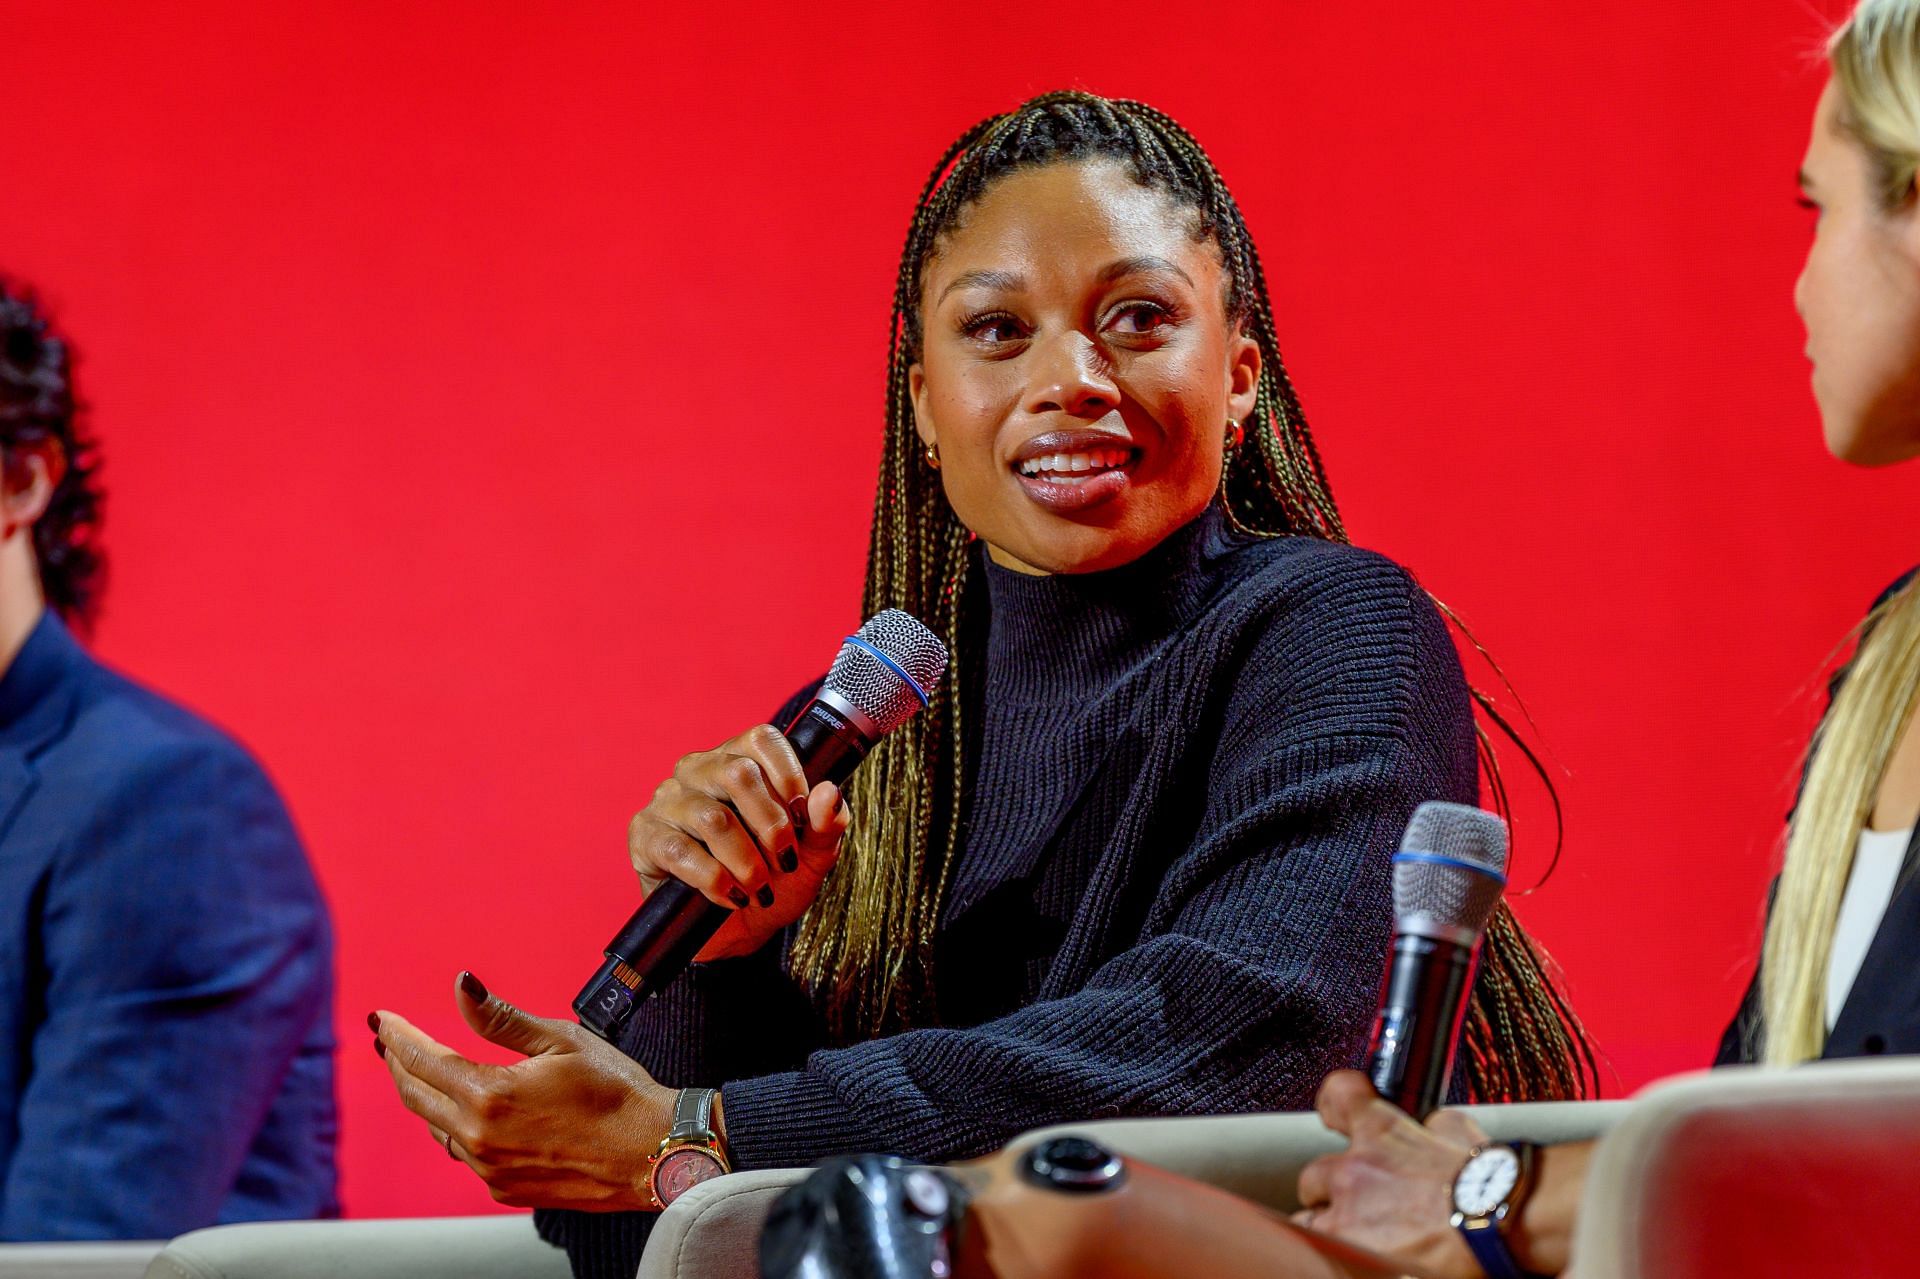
left=1393, top=802, right=1509, bottom=939
left=823, top=609, right=949, bottom=736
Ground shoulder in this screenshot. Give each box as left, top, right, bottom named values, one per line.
left=52, top=660, right=295, bottom=839
left=1204, top=534, right=1456, bottom=680
left=1821, top=567, right=1920, bottom=707
left=1868, top=567, right=1920, bottom=618
left=1194, top=535, right=1471, bottom=756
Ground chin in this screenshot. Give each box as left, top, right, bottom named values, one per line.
left=1824, top=405, right=1920, bottom=468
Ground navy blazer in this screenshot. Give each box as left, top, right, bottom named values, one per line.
left=0, top=612, right=337, bottom=1239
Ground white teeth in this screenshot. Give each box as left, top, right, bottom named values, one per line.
left=1018, top=448, right=1132, bottom=477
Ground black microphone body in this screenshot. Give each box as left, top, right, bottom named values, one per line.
left=1363, top=802, right=1510, bottom=1123
left=1366, top=932, right=1478, bottom=1121
left=574, top=695, right=875, bottom=1040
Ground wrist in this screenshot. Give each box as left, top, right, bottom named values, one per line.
left=645, top=1087, right=731, bottom=1210
left=1504, top=1141, right=1586, bottom=1277
left=1450, top=1142, right=1547, bottom=1279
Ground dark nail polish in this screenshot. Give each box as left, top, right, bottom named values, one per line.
left=779, top=847, right=798, bottom=874
left=757, top=885, right=775, bottom=908
left=787, top=795, right=810, bottom=836
left=729, top=888, right=750, bottom=908
left=367, top=1011, right=381, bottom=1034
left=373, top=1038, right=387, bottom=1060
left=458, top=971, right=488, bottom=1003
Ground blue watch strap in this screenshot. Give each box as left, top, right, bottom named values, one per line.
left=1457, top=1217, right=1532, bottom=1279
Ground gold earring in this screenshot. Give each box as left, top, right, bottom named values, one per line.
left=1226, top=418, right=1245, bottom=450
left=924, top=441, right=941, bottom=470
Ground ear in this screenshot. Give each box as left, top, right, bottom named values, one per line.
left=909, top=362, right=939, bottom=453
left=1225, top=326, right=1261, bottom=426
left=2, top=439, right=66, bottom=538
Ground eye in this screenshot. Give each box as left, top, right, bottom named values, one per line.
left=1798, top=195, right=1822, bottom=218
left=959, top=311, right=1028, bottom=344
left=1106, top=301, right=1173, bottom=336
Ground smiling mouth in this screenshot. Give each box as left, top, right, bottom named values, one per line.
left=1014, top=447, right=1138, bottom=481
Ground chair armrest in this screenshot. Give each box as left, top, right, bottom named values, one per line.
left=1573, top=1058, right=1920, bottom=1279
left=145, top=1216, right=568, bottom=1279
left=1016, top=1100, right=1632, bottom=1213
left=0, top=1241, right=166, bottom=1279
left=633, top=1100, right=1635, bottom=1277
left=637, top=1171, right=807, bottom=1279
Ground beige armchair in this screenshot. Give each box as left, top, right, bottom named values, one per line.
left=125, top=1099, right=1624, bottom=1279
left=1570, top=1057, right=1920, bottom=1279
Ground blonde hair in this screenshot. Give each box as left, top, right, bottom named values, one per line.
left=1758, top=1, right=1920, bottom=1067
left=1831, top=0, right=1920, bottom=209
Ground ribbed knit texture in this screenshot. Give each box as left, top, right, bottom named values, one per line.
left=537, top=503, right=1477, bottom=1278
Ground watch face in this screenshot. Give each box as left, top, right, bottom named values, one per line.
left=654, top=1147, right=726, bottom=1205
left=1453, top=1146, right=1521, bottom=1217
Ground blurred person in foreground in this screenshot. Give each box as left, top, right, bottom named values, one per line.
left=0, top=282, right=336, bottom=1239
left=1296, top=3, right=1920, bottom=1274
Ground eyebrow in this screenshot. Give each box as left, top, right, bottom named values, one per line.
left=934, top=255, right=1199, bottom=305
left=1099, top=255, right=1195, bottom=287
left=937, top=269, right=1026, bottom=304
left=1798, top=167, right=1815, bottom=191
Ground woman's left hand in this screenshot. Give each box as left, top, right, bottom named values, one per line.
left=371, top=972, right=676, bottom=1211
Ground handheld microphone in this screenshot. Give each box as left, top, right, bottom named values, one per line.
left=573, top=609, right=949, bottom=1042
left=1365, top=801, right=1509, bottom=1121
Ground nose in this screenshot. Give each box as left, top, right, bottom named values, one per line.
left=1023, top=330, right=1119, bottom=420
left=1793, top=255, right=1811, bottom=325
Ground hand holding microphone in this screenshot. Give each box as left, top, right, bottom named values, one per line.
left=576, top=609, right=949, bottom=1040
left=626, top=726, right=852, bottom=964
left=1293, top=802, right=1517, bottom=1279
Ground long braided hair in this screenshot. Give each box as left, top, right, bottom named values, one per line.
left=789, top=91, right=1596, bottom=1102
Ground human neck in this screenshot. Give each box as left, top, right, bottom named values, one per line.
left=0, top=533, right=49, bottom=678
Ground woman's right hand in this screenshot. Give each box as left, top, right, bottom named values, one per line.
left=628, top=723, right=852, bottom=962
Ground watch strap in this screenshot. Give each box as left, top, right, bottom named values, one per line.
left=1457, top=1218, right=1534, bottom=1279
left=669, top=1087, right=717, bottom=1142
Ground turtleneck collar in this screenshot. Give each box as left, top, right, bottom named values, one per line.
left=980, top=500, right=1241, bottom=704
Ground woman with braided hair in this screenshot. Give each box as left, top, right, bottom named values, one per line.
left=372, top=91, right=1591, bottom=1278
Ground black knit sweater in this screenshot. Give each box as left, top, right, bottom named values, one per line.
left=537, top=503, right=1478, bottom=1278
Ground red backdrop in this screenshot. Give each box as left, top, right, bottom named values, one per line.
left=3, top=0, right=1900, bottom=1219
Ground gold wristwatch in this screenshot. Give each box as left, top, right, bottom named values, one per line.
left=647, top=1087, right=731, bottom=1209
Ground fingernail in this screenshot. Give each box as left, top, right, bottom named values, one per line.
left=729, top=888, right=750, bottom=909
left=459, top=971, right=488, bottom=1003
left=787, top=795, right=809, bottom=836
left=779, top=847, right=798, bottom=873
left=367, top=1011, right=381, bottom=1035
left=373, top=1039, right=387, bottom=1060
left=757, top=885, right=775, bottom=908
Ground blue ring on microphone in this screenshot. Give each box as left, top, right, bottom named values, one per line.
left=843, top=636, right=930, bottom=706
left=1392, top=850, right=1507, bottom=885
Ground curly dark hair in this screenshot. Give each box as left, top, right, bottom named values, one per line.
left=0, top=281, right=104, bottom=627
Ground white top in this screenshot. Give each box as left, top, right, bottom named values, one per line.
left=1826, top=825, right=1913, bottom=1030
